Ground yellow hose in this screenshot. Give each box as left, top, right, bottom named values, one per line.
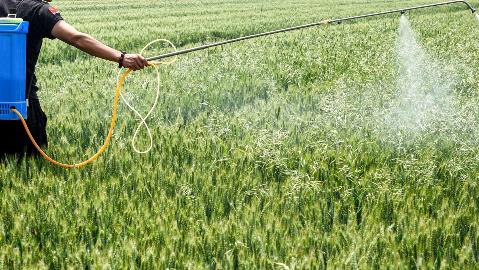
left=11, top=69, right=131, bottom=169
left=11, top=39, right=177, bottom=169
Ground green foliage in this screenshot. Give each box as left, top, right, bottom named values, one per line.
left=1, top=0, right=479, bottom=268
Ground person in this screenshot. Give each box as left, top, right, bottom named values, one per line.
left=0, top=0, right=148, bottom=160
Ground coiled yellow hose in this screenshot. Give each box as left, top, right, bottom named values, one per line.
left=119, top=39, right=177, bottom=154
left=11, top=69, right=130, bottom=168
left=11, top=39, right=177, bottom=168
left=12, top=69, right=131, bottom=168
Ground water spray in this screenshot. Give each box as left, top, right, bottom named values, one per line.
left=1, top=0, right=477, bottom=168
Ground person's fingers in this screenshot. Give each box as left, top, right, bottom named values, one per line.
left=136, top=60, right=144, bottom=69
left=123, top=54, right=149, bottom=70
left=131, top=59, right=141, bottom=70
left=135, top=55, right=146, bottom=68
left=128, top=62, right=139, bottom=71
left=134, top=55, right=148, bottom=69
left=140, top=55, right=149, bottom=67
left=127, top=56, right=140, bottom=70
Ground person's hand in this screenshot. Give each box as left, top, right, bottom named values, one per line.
left=122, top=54, right=149, bottom=71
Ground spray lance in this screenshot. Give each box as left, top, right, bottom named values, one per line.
left=0, top=0, right=476, bottom=168
left=145, top=0, right=477, bottom=62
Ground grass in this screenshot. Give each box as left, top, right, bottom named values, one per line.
left=1, top=0, right=479, bottom=268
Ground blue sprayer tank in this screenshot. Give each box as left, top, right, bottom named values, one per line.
left=0, top=18, right=29, bottom=120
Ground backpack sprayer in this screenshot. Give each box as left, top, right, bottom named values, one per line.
left=0, top=11, right=28, bottom=120
left=0, top=0, right=476, bottom=168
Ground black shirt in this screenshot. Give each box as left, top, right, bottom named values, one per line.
left=0, top=0, right=63, bottom=99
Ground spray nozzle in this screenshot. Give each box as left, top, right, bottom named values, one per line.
left=400, top=10, right=406, bottom=15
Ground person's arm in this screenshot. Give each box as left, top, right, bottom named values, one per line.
left=51, top=20, right=148, bottom=70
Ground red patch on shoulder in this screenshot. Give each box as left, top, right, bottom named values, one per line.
left=48, top=6, right=59, bottom=14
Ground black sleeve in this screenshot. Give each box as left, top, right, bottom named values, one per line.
left=19, top=0, right=64, bottom=40
left=0, top=1, right=9, bottom=17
